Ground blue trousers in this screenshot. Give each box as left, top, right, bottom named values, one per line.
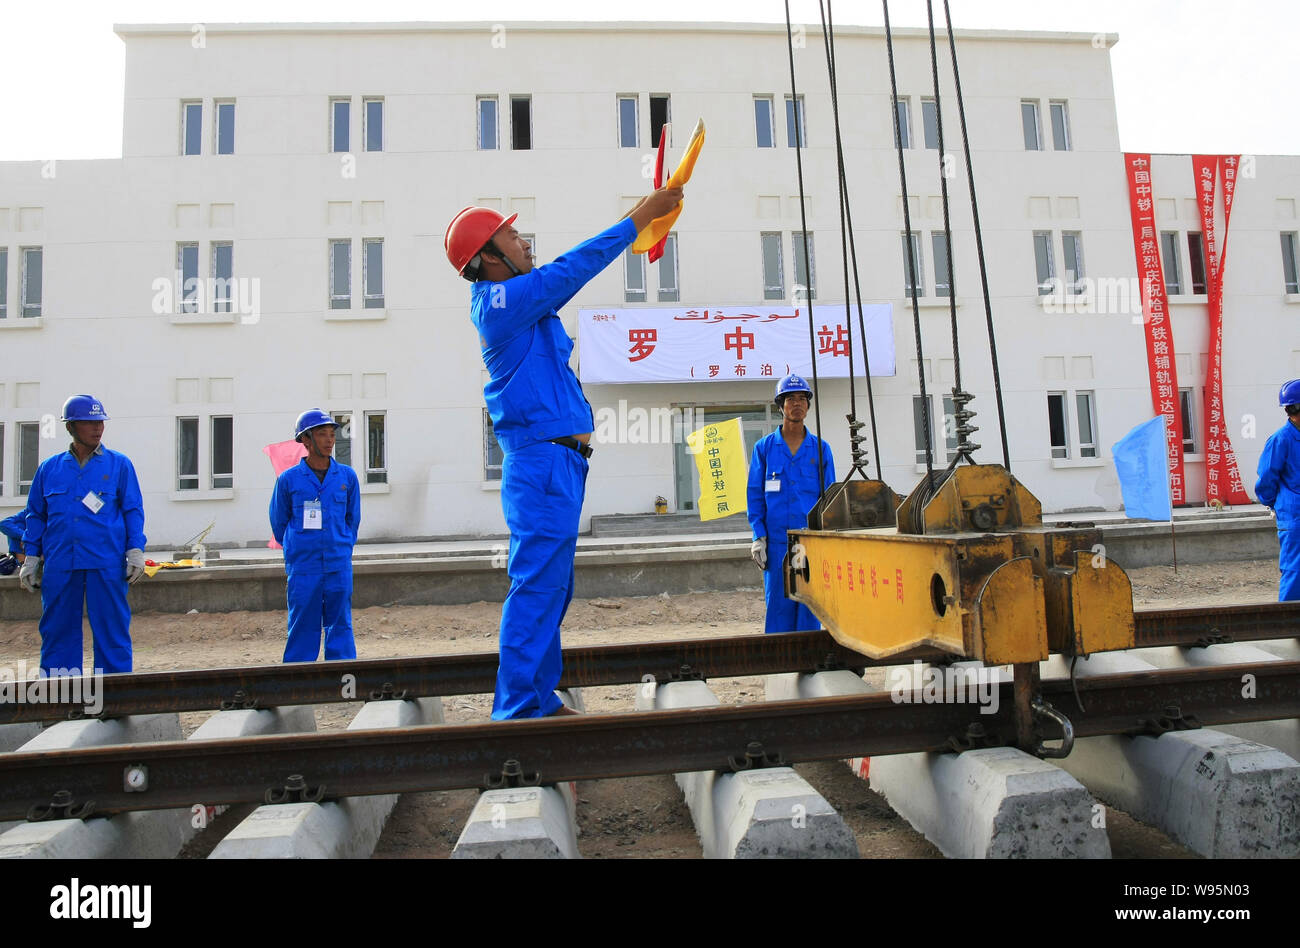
left=762, top=542, right=821, bottom=635
left=39, top=567, right=132, bottom=675
left=1279, top=517, right=1299, bottom=602
left=494, top=442, right=587, bottom=719
left=284, top=570, right=356, bottom=662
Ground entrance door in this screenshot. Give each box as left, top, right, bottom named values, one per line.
left=672, top=404, right=778, bottom=511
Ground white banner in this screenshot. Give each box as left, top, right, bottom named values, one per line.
left=577, top=304, right=895, bottom=384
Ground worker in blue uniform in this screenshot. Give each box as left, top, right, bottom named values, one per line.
left=270, top=410, right=361, bottom=662
left=19, top=395, right=147, bottom=675
left=747, top=374, right=836, bottom=634
left=0, top=508, right=28, bottom=576
left=445, top=186, right=683, bottom=719
left=1255, top=378, right=1300, bottom=601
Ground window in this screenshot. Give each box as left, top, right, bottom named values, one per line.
left=177, top=417, right=199, bottom=490
left=211, top=416, right=233, bottom=488
left=19, top=422, right=39, bottom=495
left=329, top=240, right=351, bottom=310
left=333, top=412, right=353, bottom=467
left=1282, top=232, right=1300, bottom=294
left=214, top=100, right=235, bottom=155
left=1021, top=100, right=1042, bottom=151
left=1061, top=232, right=1085, bottom=293
left=913, top=395, right=958, bottom=464
left=177, top=243, right=199, bottom=314
left=483, top=409, right=503, bottom=481
left=1049, top=101, right=1070, bottom=151
left=1187, top=233, right=1207, bottom=294
left=932, top=232, right=951, bottom=297
left=761, top=232, right=784, bottom=300
left=792, top=231, right=815, bottom=300
left=624, top=246, right=646, bottom=303
left=1047, top=390, right=1098, bottom=460
left=754, top=96, right=775, bottom=148
left=650, top=95, right=670, bottom=149
left=1160, top=232, right=1183, bottom=295
left=618, top=96, right=638, bottom=148
left=1033, top=231, right=1055, bottom=295
left=363, top=98, right=383, bottom=152
left=477, top=97, right=498, bottom=150
left=510, top=96, right=531, bottom=150
left=212, top=242, right=233, bottom=312
left=921, top=98, right=939, bottom=150
left=182, top=101, right=202, bottom=155
left=1179, top=389, right=1198, bottom=455
left=0, top=248, right=7, bottom=317
left=331, top=98, right=351, bottom=153
left=20, top=247, right=42, bottom=318
left=901, top=232, right=923, bottom=297
left=893, top=97, right=911, bottom=149
left=658, top=233, right=679, bottom=302
left=786, top=95, right=806, bottom=148
left=364, top=411, right=387, bottom=484
left=363, top=238, right=384, bottom=309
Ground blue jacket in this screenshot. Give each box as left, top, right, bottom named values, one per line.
left=747, top=429, right=836, bottom=545
left=270, top=459, right=361, bottom=574
left=23, top=446, right=147, bottom=568
left=472, top=218, right=636, bottom=453
left=1256, top=420, right=1300, bottom=519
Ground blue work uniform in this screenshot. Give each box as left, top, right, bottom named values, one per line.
left=1, top=509, right=27, bottom=555
left=1255, top=419, right=1300, bottom=601
left=747, top=429, right=835, bottom=634
left=269, top=458, right=361, bottom=662
left=23, top=445, right=146, bottom=675
left=473, top=217, right=636, bottom=719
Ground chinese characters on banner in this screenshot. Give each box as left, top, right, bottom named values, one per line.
left=684, top=417, right=748, bottom=522
left=1123, top=153, right=1187, bottom=505
left=576, top=304, right=896, bottom=384
left=1190, top=155, right=1251, bottom=505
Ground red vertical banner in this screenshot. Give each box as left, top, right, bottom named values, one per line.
left=1191, top=155, right=1251, bottom=505
left=1123, top=153, right=1187, bottom=505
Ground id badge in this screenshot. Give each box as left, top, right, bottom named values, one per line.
left=82, top=491, right=105, bottom=513
left=765, top=476, right=781, bottom=493
left=303, top=500, right=323, bottom=530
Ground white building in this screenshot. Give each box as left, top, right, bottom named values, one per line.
left=1, top=21, right=1297, bottom=548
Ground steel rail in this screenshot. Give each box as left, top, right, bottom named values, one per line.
left=0, top=660, right=1296, bottom=822
left=0, top=602, right=1295, bottom=725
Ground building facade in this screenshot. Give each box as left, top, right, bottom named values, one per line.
left=1, top=21, right=1297, bottom=548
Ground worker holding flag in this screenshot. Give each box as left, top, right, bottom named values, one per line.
left=747, top=374, right=835, bottom=634
left=1255, top=379, right=1300, bottom=601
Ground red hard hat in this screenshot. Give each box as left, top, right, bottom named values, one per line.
left=445, top=206, right=518, bottom=276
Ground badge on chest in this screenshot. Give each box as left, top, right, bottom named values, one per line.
left=303, top=500, right=322, bottom=530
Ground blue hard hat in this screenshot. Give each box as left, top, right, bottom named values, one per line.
left=774, top=374, right=813, bottom=405
left=61, top=394, right=109, bottom=422
left=1280, top=379, right=1300, bottom=408
left=295, top=409, right=340, bottom=440
left=0, top=555, right=15, bottom=577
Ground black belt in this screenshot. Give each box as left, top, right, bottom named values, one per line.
left=549, top=436, right=594, bottom=459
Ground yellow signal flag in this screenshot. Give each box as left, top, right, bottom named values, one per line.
left=632, top=118, right=706, bottom=254
left=686, top=416, right=748, bottom=522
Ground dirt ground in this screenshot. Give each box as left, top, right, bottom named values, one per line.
left=0, top=559, right=1282, bottom=858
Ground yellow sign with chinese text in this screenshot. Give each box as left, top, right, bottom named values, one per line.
left=686, top=417, right=748, bottom=521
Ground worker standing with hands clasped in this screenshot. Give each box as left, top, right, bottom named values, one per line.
left=445, top=185, right=684, bottom=719
left=747, top=375, right=836, bottom=634
left=270, top=410, right=361, bottom=662
left=1255, top=379, right=1300, bottom=601
left=20, top=395, right=147, bottom=675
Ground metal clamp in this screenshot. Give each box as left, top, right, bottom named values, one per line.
left=946, top=721, right=1003, bottom=753
left=668, top=664, right=703, bottom=683
left=367, top=682, right=409, bottom=701
left=485, top=758, right=541, bottom=790
left=1193, top=631, right=1232, bottom=649
left=265, top=774, right=326, bottom=805
left=728, top=741, right=784, bottom=772
left=27, top=789, right=95, bottom=823
left=220, top=690, right=259, bottom=711
left=1129, top=704, right=1201, bottom=738
left=1031, top=698, right=1074, bottom=759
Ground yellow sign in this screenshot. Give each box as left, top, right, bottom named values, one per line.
left=686, top=417, right=748, bottom=522
left=632, top=118, right=706, bottom=254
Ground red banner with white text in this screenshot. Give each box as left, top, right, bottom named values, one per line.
left=1123, top=153, right=1187, bottom=505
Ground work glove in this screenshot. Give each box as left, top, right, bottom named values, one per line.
left=19, top=556, right=41, bottom=593
left=126, top=548, right=147, bottom=585
left=750, top=537, right=767, bottom=570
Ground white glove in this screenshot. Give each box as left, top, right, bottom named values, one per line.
left=750, top=537, right=768, bottom=570
left=126, top=548, right=147, bottom=585
left=19, top=556, right=41, bottom=593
